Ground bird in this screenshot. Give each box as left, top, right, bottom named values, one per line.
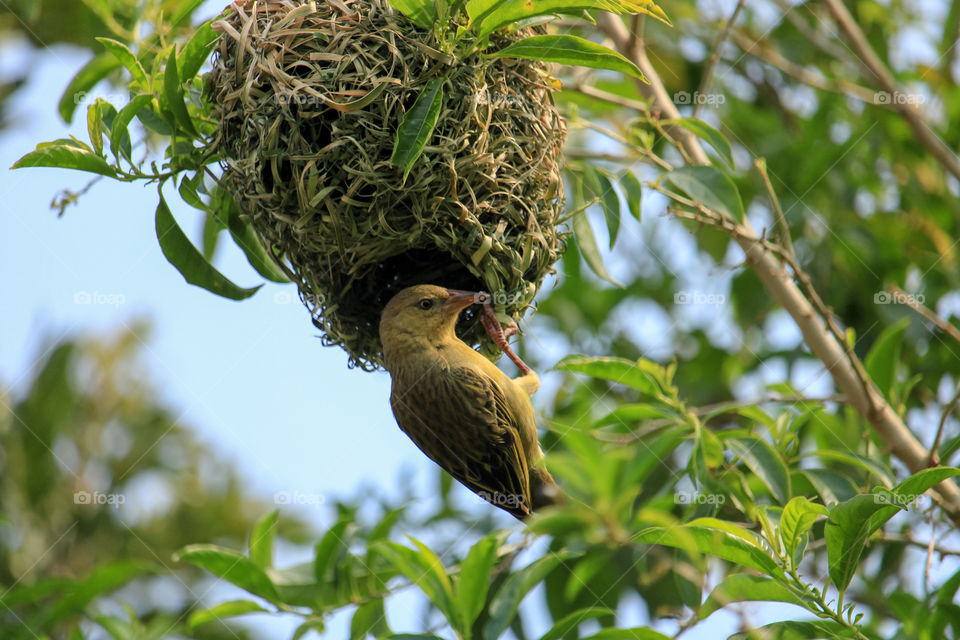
left=379, top=284, right=563, bottom=519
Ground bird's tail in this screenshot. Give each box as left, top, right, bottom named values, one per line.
left=529, top=466, right=565, bottom=512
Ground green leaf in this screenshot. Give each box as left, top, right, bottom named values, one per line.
left=487, top=35, right=646, bottom=82
left=188, top=600, right=269, bottom=630
left=456, top=531, right=503, bottom=630
left=58, top=53, right=121, bottom=123
left=580, top=630, right=670, bottom=640
left=12, top=138, right=117, bottom=178
left=554, top=355, right=659, bottom=395
left=824, top=494, right=892, bottom=593
left=226, top=201, right=291, bottom=283
left=110, top=95, right=153, bottom=160
left=662, top=165, right=744, bottom=221
left=483, top=553, right=571, bottom=640
left=377, top=540, right=457, bottom=630
left=391, top=78, right=444, bottom=181
left=314, top=519, right=350, bottom=581
left=582, top=166, right=621, bottom=248
left=864, top=317, right=909, bottom=400
left=572, top=208, right=622, bottom=286
left=779, top=496, right=828, bottom=560
left=729, top=620, right=857, bottom=639
left=539, top=607, right=612, bottom=640
left=350, top=599, right=388, bottom=640
left=180, top=19, right=218, bottom=81
left=389, top=0, right=437, bottom=29
left=868, top=466, right=960, bottom=534
left=164, top=50, right=199, bottom=137
left=699, top=575, right=811, bottom=619
left=662, top=118, right=734, bottom=168
left=86, top=99, right=113, bottom=157
left=155, top=194, right=261, bottom=300
left=249, top=510, right=279, bottom=569
left=469, top=0, right=670, bottom=40
left=619, top=170, right=643, bottom=220
left=726, top=436, right=791, bottom=503
left=633, top=525, right=781, bottom=576
left=174, top=544, right=279, bottom=602
left=95, top=38, right=148, bottom=88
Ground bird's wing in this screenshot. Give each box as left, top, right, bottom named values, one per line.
left=390, top=364, right=532, bottom=517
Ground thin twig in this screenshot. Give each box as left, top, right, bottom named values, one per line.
left=694, top=0, right=745, bottom=119
left=755, top=158, right=795, bottom=259
left=822, top=0, right=960, bottom=182
left=889, top=284, right=960, bottom=345
left=934, top=385, right=960, bottom=465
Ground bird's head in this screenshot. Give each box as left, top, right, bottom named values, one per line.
left=379, top=285, right=482, bottom=365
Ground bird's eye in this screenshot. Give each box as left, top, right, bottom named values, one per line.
left=417, top=298, right=434, bottom=310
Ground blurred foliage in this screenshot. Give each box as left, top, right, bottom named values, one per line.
left=0, top=326, right=310, bottom=638
left=7, top=0, right=960, bottom=638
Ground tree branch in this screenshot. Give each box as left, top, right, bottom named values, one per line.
left=821, top=0, right=960, bottom=182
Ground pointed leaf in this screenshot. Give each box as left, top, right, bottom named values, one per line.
left=391, top=78, right=444, bottom=180
left=469, top=0, right=670, bottom=40
left=483, top=553, right=571, bottom=640
left=164, top=50, right=199, bottom=137
left=95, top=38, right=148, bottom=88
left=730, top=620, right=856, bottom=640
left=179, top=19, right=218, bottom=81
left=188, top=600, right=269, bottom=630
left=864, top=317, right=909, bottom=400
left=12, top=139, right=117, bottom=178
left=456, top=531, right=503, bottom=629
left=727, top=436, right=791, bottom=503
left=824, top=494, right=893, bottom=593
left=539, top=607, right=612, bottom=640
left=662, top=118, right=733, bottom=168
left=780, top=496, right=828, bottom=559
left=58, top=53, right=121, bottom=123
left=700, top=575, right=811, bottom=619
left=572, top=209, right=622, bottom=286
left=174, top=544, right=279, bottom=602
left=554, top=355, right=659, bottom=395
left=249, top=510, right=279, bottom=569
left=110, top=95, right=153, bottom=159
left=633, top=525, right=780, bottom=576
left=868, top=466, right=960, bottom=534
left=488, top=35, right=646, bottom=82
left=582, top=166, right=621, bottom=248
left=155, top=194, right=261, bottom=300
left=619, top=170, right=643, bottom=220
left=663, top=165, right=744, bottom=221
left=389, top=0, right=437, bottom=29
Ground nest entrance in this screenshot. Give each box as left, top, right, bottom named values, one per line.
left=209, top=0, right=567, bottom=369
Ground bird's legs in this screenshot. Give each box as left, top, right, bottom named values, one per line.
left=476, top=294, right=540, bottom=396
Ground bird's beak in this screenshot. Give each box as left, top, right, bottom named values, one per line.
left=445, top=289, right=483, bottom=314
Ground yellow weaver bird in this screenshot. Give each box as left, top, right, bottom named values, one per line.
left=379, top=285, right=563, bottom=519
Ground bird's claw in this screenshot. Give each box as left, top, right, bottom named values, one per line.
left=475, top=292, right=534, bottom=377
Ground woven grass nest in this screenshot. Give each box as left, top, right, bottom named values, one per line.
left=208, top=0, right=567, bottom=370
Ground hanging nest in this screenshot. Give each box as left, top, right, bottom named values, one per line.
left=207, top=0, right=567, bottom=370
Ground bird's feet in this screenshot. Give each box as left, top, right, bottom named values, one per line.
left=476, top=293, right=535, bottom=379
